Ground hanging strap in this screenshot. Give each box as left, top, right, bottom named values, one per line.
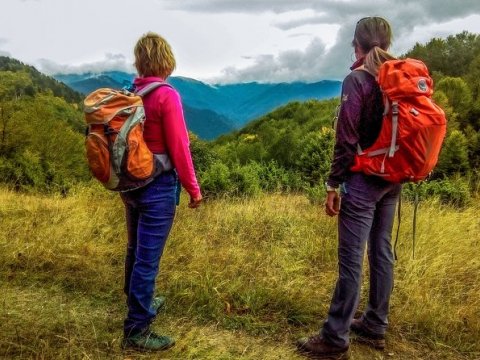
left=412, top=184, right=420, bottom=259
left=393, top=184, right=421, bottom=261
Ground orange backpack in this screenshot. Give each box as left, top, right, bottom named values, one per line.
left=84, top=82, right=171, bottom=191
left=351, top=59, right=447, bottom=183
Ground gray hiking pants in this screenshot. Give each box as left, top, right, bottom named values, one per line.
left=321, top=172, right=401, bottom=348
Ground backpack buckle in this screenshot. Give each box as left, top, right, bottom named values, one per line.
left=392, top=102, right=399, bottom=115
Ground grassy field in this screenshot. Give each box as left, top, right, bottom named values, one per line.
left=0, top=185, right=479, bottom=359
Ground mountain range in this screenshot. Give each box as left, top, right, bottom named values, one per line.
left=54, top=71, right=342, bottom=140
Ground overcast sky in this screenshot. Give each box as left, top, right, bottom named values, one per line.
left=1, top=0, right=480, bottom=83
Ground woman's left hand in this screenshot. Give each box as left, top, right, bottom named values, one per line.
left=188, top=194, right=203, bottom=209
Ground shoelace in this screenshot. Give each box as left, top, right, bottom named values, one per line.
left=308, top=334, right=323, bottom=344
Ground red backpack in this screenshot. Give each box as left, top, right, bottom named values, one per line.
left=351, top=58, right=447, bottom=183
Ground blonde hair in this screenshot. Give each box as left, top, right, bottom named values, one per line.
left=134, top=32, right=176, bottom=78
left=353, top=17, right=396, bottom=76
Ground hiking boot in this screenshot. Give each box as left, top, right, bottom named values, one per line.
left=350, top=318, right=386, bottom=350
left=296, top=334, right=349, bottom=359
left=151, top=296, right=166, bottom=314
left=122, top=329, right=175, bottom=352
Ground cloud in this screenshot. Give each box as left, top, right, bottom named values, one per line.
left=162, top=0, right=324, bottom=14
left=288, top=33, right=315, bottom=39
left=210, top=37, right=335, bottom=83
left=37, top=53, right=135, bottom=75
left=203, top=0, right=480, bottom=83
left=164, top=0, right=480, bottom=37
left=164, top=0, right=480, bottom=20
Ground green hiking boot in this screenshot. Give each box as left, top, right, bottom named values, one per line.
left=122, top=329, right=175, bottom=351
left=151, top=296, right=166, bottom=314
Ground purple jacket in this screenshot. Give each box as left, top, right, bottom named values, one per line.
left=327, top=59, right=384, bottom=187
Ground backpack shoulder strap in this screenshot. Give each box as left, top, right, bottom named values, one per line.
left=135, top=81, right=172, bottom=98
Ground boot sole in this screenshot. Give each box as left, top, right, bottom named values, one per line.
left=121, top=339, right=175, bottom=352
left=297, top=346, right=349, bottom=360
left=299, top=350, right=349, bottom=360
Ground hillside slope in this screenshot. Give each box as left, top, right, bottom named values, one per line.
left=0, top=56, right=83, bottom=103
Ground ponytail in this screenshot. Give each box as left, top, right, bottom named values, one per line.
left=364, top=46, right=396, bottom=77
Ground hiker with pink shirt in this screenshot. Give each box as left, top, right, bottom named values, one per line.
left=121, top=32, right=202, bottom=352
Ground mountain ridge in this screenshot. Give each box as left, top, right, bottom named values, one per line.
left=54, top=71, right=342, bottom=139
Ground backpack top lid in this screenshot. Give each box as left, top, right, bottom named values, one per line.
left=84, top=88, right=143, bottom=125
left=378, top=58, right=434, bottom=99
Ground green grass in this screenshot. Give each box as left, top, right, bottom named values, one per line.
left=0, top=185, right=478, bottom=359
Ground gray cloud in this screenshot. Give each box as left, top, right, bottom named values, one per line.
left=202, top=0, right=480, bottom=83
left=37, top=53, right=135, bottom=75
left=162, top=0, right=325, bottom=14
left=164, top=0, right=480, bottom=20
left=288, top=33, right=314, bottom=39
left=272, top=0, right=480, bottom=31
left=210, top=37, right=332, bottom=83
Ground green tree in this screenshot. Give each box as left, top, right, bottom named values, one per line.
left=465, top=54, right=480, bottom=102
left=436, top=77, right=472, bottom=125
left=189, top=132, right=218, bottom=173
left=435, top=130, right=469, bottom=177
left=405, top=32, right=480, bottom=77
left=0, top=90, right=89, bottom=192
left=432, top=90, right=458, bottom=132
left=295, top=127, right=335, bottom=185
left=0, top=71, right=33, bottom=154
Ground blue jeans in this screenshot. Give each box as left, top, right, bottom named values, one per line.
left=120, top=171, right=177, bottom=336
left=321, top=173, right=401, bottom=347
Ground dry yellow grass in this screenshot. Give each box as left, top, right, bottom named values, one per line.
left=0, top=185, right=478, bottom=359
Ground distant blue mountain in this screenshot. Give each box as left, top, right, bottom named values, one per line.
left=54, top=71, right=341, bottom=139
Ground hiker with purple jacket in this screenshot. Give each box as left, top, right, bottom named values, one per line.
left=297, top=17, right=401, bottom=359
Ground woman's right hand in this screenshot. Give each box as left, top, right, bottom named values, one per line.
left=325, top=191, right=341, bottom=217
left=188, top=194, right=203, bottom=209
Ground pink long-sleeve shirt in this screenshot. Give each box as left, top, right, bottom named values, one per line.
left=133, top=76, right=201, bottom=198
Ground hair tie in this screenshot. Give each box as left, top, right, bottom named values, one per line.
left=371, top=41, right=380, bottom=47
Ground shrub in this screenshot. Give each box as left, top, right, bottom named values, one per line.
left=295, top=127, right=335, bottom=185
left=403, top=177, right=471, bottom=207
left=230, top=163, right=262, bottom=197
left=435, top=130, right=470, bottom=177
left=199, top=162, right=234, bottom=197
left=304, top=184, right=326, bottom=205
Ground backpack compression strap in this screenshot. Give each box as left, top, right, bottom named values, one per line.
left=389, top=101, right=399, bottom=157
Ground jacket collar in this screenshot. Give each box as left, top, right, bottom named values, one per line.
left=350, top=57, right=365, bottom=71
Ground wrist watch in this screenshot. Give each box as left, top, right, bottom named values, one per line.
left=325, top=182, right=338, bottom=192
